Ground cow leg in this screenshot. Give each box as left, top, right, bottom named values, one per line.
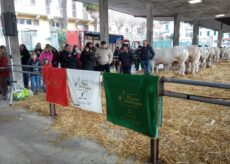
left=179, top=63, right=185, bottom=75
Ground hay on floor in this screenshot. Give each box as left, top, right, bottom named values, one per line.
left=15, top=60, right=230, bottom=163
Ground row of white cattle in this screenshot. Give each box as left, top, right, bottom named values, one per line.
left=152, top=46, right=230, bottom=75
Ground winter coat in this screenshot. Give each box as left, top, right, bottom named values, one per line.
left=59, top=50, right=72, bottom=68
left=95, top=48, right=113, bottom=65
left=80, top=48, right=97, bottom=70
left=119, top=51, right=133, bottom=67
left=20, top=49, right=31, bottom=65
left=72, top=50, right=81, bottom=69
left=27, top=58, right=41, bottom=76
left=113, top=49, right=121, bottom=56
left=39, top=51, right=53, bottom=65
left=140, top=46, right=155, bottom=61
left=0, top=55, right=9, bottom=78
left=51, top=47, right=59, bottom=67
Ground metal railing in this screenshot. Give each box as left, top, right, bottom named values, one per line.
left=1, top=64, right=229, bottom=164
left=150, top=76, right=230, bottom=163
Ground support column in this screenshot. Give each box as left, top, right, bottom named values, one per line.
left=192, top=20, right=199, bottom=45
left=61, top=0, right=68, bottom=30
left=173, top=14, right=180, bottom=46
left=0, top=0, right=22, bottom=83
left=217, top=23, right=223, bottom=47
left=99, top=0, right=109, bottom=44
left=146, top=4, right=153, bottom=46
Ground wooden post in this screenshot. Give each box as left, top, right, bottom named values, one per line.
left=49, top=103, right=57, bottom=118
left=150, top=138, right=159, bottom=164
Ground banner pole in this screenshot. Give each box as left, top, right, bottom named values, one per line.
left=49, top=103, right=57, bottom=118
left=150, top=138, right=159, bottom=164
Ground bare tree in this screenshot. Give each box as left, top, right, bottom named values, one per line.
left=113, top=15, right=126, bottom=33
left=83, top=4, right=99, bottom=31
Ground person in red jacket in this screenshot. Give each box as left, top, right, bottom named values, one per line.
left=0, top=46, right=9, bottom=100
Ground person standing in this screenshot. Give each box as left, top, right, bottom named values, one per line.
left=27, top=52, right=41, bottom=93
left=119, top=45, right=133, bottom=74
left=134, top=45, right=142, bottom=71
left=59, top=44, right=72, bottom=68
left=72, top=45, right=81, bottom=69
left=0, top=46, right=9, bottom=100
left=80, top=42, right=97, bottom=71
left=113, top=46, right=121, bottom=72
left=39, top=44, right=53, bottom=66
left=95, top=41, right=113, bottom=72
left=34, top=42, right=43, bottom=58
left=140, top=40, right=155, bottom=74
left=51, top=46, right=59, bottom=67
left=20, top=44, right=30, bottom=88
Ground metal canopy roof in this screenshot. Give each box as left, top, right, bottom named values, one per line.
left=75, top=0, right=230, bottom=32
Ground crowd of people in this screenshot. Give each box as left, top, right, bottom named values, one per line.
left=0, top=39, right=155, bottom=100
left=19, top=40, right=116, bottom=94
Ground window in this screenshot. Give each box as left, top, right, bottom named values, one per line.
left=214, top=31, right=217, bottom=36
left=207, top=31, right=210, bottom=36
left=46, top=0, right=51, bottom=14
left=31, top=0, right=36, bottom=5
left=26, top=19, right=32, bottom=25
left=72, top=2, right=77, bottom=18
left=56, top=22, right=60, bottom=27
left=199, top=31, right=202, bottom=36
left=165, top=24, right=169, bottom=31
left=19, top=19, right=26, bottom=25
left=186, top=32, right=192, bottom=37
left=50, top=21, right=61, bottom=31
left=18, top=19, right=33, bottom=25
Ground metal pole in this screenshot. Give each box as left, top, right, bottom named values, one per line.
left=151, top=138, right=159, bottom=164
left=49, top=103, right=57, bottom=118
left=164, top=91, right=230, bottom=106
left=162, top=77, right=230, bottom=89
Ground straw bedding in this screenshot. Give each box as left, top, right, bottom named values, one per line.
left=15, top=60, right=230, bottom=163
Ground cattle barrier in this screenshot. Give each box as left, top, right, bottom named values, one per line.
left=1, top=64, right=230, bottom=164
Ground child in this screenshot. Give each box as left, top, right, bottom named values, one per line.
left=42, top=58, right=52, bottom=92
left=27, top=52, right=41, bottom=93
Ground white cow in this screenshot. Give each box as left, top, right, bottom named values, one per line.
left=152, top=46, right=189, bottom=75
left=187, top=45, right=201, bottom=74
left=199, top=47, right=209, bottom=68
left=206, top=47, right=215, bottom=67
left=220, top=47, right=230, bottom=60
left=213, top=47, right=221, bottom=62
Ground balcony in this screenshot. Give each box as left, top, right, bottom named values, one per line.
left=14, top=0, right=47, bottom=16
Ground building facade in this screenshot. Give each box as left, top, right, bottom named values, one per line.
left=0, top=0, right=229, bottom=50
left=14, top=0, right=93, bottom=50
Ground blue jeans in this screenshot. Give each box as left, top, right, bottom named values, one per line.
left=142, top=60, right=152, bottom=75
left=31, top=75, right=40, bottom=93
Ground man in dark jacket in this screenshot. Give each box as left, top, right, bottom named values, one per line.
left=113, top=47, right=120, bottom=71
left=140, top=40, right=155, bottom=74
left=119, top=45, right=133, bottom=74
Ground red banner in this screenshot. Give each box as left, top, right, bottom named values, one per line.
left=42, top=67, right=69, bottom=106
left=66, top=31, right=79, bottom=46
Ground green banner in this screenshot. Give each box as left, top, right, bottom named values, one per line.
left=104, top=73, right=159, bottom=138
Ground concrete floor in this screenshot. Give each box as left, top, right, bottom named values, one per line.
left=0, top=99, right=134, bottom=164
